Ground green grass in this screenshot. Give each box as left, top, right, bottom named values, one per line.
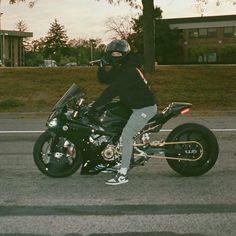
left=0, top=65, right=236, bottom=113
left=0, top=98, right=24, bottom=109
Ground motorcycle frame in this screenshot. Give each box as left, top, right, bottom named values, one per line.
left=48, top=95, right=201, bottom=163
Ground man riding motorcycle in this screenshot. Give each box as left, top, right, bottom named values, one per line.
left=92, top=39, right=157, bottom=185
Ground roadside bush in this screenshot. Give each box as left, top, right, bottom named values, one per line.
left=0, top=99, right=24, bottom=110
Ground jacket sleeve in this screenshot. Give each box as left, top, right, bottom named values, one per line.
left=93, top=84, right=118, bottom=108
left=97, top=67, right=115, bottom=85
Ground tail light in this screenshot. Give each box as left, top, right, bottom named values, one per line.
left=181, top=108, right=190, bottom=115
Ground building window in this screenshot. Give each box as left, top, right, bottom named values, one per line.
left=189, top=28, right=217, bottom=39
left=224, top=27, right=234, bottom=37
left=189, top=29, right=199, bottom=38
left=199, top=28, right=207, bottom=38
left=207, top=28, right=217, bottom=37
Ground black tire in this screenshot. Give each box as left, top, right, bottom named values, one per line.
left=166, top=123, right=219, bottom=176
left=33, top=131, right=83, bottom=177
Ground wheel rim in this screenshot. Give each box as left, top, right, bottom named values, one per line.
left=170, top=129, right=210, bottom=168
left=40, top=135, right=77, bottom=174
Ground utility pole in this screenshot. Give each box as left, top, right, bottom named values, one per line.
left=0, top=12, right=3, bottom=65
left=89, top=39, right=96, bottom=61
left=2, top=32, right=7, bottom=65
left=0, top=12, right=3, bottom=30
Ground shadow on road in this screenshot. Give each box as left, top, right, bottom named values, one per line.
left=87, top=233, right=205, bottom=236
left=0, top=233, right=206, bottom=236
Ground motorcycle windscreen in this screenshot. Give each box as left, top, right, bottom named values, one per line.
left=52, top=83, right=85, bottom=111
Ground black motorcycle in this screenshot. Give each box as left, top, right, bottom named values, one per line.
left=33, top=84, right=219, bottom=177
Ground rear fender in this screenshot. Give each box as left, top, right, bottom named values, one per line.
left=158, top=102, right=192, bottom=124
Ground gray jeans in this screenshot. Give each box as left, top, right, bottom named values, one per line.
left=121, top=104, right=157, bottom=169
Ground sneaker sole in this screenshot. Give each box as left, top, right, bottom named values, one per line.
left=105, top=180, right=128, bottom=186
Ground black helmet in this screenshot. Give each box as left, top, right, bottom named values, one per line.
left=105, top=39, right=131, bottom=66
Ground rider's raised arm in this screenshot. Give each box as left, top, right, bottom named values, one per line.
left=97, top=66, right=116, bottom=85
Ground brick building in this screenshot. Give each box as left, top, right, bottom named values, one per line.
left=166, top=15, right=236, bottom=63
left=0, top=30, right=33, bottom=67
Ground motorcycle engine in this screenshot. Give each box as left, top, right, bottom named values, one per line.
left=89, top=130, right=120, bottom=162
left=89, top=134, right=109, bottom=146
left=101, top=144, right=118, bottom=161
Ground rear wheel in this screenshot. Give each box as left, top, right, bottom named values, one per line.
left=166, top=123, right=219, bottom=176
left=33, top=131, right=83, bottom=177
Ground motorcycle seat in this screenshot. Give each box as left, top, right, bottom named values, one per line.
left=148, top=111, right=163, bottom=123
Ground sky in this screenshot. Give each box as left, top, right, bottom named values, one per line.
left=0, top=0, right=236, bottom=43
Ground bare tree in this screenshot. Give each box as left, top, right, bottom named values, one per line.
left=195, top=0, right=236, bottom=15
left=105, top=16, right=134, bottom=40
left=9, top=0, right=37, bottom=8
left=15, top=19, right=28, bottom=31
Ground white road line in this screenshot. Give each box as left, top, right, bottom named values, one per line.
left=0, top=129, right=236, bottom=134
left=0, top=131, right=43, bottom=134
left=161, top=129, right=236, bottom=132
left=211, top=129, right=236, bottom=132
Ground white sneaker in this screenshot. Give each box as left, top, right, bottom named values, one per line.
left=105, top=172, right=128, bottom=185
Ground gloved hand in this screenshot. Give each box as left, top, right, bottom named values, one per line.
left=99, top=57, right=109, bottom=68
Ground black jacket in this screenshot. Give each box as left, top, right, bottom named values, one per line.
left=93, top=58, right=156, bottom=109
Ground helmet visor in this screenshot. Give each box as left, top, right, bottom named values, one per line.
left=111, top=52, right=122, bottom=57
left=105, top=40, right=130, bottom=53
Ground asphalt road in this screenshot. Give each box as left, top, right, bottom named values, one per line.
left=0, top=115, right=236, bottom=236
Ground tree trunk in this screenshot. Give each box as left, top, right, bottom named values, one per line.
left=142, top=0, right=155, bottom=74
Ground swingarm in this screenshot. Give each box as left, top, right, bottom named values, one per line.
left=133, top=140, right=204, bottom=162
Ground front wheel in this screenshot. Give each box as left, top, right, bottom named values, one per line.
left=33, top=131, right=83, bottom=177
left=165, top=123, right=219, bottom=176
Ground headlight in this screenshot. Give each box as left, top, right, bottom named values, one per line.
left=48, top=118, right=58, bottom=127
